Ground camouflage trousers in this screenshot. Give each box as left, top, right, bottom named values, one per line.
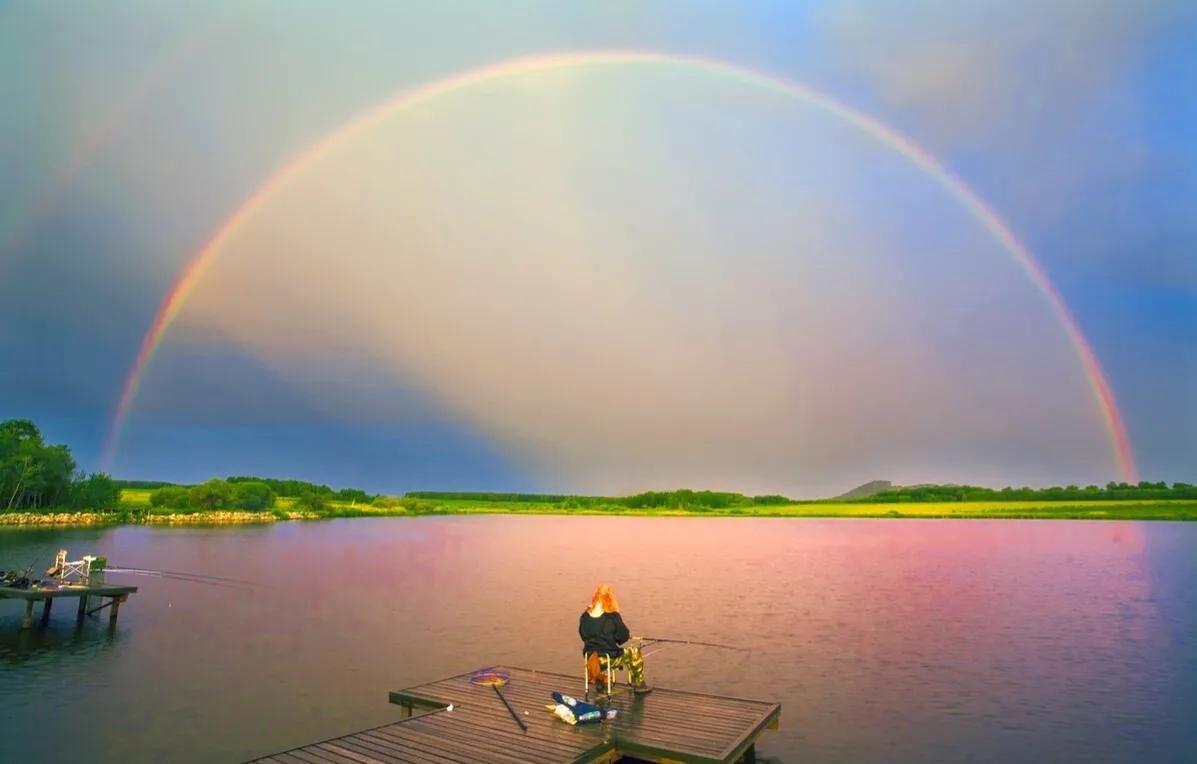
left=588, top=646, right=646, bottom=688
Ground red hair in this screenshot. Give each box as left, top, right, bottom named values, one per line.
left=588, top=584, right=620, bottom=613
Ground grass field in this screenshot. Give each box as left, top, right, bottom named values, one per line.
left=119, top=489, right=153, bottom=506
left=110, top=489, right=1197, bottom=522
left=400, top=497, right=1197, bottom=521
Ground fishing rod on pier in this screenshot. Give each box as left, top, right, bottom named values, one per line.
left=0, top=560, right=38, bottom=588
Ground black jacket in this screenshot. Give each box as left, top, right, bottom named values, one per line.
left=579, top=610, right=630, bottom=656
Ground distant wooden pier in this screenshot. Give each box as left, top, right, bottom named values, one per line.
left=249, top=665, right=780, bottom=763
left=0, top=583, right=138, bottom=629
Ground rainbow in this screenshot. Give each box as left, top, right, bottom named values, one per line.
left=100, top=50, right=1138, bottom=482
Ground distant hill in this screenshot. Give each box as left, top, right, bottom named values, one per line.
left=831, top=480, right=893, bottom=500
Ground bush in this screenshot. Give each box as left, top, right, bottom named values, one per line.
left=293, top=491, right=327, bottom=512
left=150, top=485, right=190, bottom=509
left=371, top=495, right=399, bottom=508
left=337, top=488, right=371, bottom=503
left=189, top=479, right=236, bottom=510
left=399, top=498, right=437, bottom=514
left=233, top=481, right=275, bottom=511
left=751, top=494, right=791, bottom=506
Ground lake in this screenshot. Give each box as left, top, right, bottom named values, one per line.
left=2, top=516, right=1195, bottom=763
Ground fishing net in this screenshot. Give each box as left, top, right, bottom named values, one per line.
left=468, top=667, right=510, bottom=686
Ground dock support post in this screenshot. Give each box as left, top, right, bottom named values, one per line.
left=77, top=595, right=88, bottom=622
left=110, top=596, right=121, bottom=623
left=21, top=599, right=34, bottom=630
left=41, top=598, right=53, bottom=623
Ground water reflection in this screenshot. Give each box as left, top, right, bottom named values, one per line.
left=0, top=619, right=121, bottom=668
left=0, top=517, right=1193, bottom=763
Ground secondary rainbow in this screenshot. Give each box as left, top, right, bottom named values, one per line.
left=2, top=16, right=229, bottom=254
left=101, top=50, right=1139, bottom=482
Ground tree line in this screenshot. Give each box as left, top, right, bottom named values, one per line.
left=852, top=481, right=1197, bottom=503
left=406, top=489, right=794, bottom=509
left=147, top=477, right=374, bottom=513
left=225, top=476, right=370, bottom=503
left=125, top=476, right=373, bottom=502
left=8, top=417, right=1194, bottom=513
left=620, top=490, right=791, bottom=508
left=1, top=419, right=119, bottom=510
left=149, top=479, right=278, bottom=512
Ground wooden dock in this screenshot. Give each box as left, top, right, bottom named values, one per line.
left=248, top=666, right=780, bottom=763
left=0, top=583, right=138, bottom=629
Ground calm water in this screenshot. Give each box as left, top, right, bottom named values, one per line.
left=1, top=517, right=1194, bottom=763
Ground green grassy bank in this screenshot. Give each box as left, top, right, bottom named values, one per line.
left=4, top=496, right=1194, bottom=527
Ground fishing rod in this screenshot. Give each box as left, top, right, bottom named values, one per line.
left=0, top=561, right=37, bottom=588
left=635, top=636, right=748, bottom=659
left=634, top=636, right=746, bottom=651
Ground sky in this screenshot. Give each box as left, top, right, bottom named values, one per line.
left=1, top=1, right=1194, bottom=497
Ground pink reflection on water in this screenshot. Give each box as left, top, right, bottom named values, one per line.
left=3, top=516, right=1180, bottom=763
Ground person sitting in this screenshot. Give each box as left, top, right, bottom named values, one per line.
left=579, top=584, right=651, bottom=695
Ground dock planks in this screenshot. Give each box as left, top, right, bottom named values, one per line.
left=249, top=666, right=779, bottom=764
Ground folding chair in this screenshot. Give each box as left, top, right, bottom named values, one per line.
left=583, top=652, right=616, bottom=701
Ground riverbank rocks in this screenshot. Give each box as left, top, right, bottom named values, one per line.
left=0, top=512, right=108, bottom=525
left=0, top=511, right=281, bottom=526
left=145, top=511, right=277, bottom=524
left=284, top=511, right=322, bottom=520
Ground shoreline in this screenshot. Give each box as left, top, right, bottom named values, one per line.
left=0, top=510, right=324, bottom=527
left=2, top=499, right=1195, bottom=528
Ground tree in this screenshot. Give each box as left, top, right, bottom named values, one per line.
left=233, top=481, right=275, bottom=511
left=189, top=479, right=236, bottom=510
left=70, top=473, right=120, bottom=509
left=1, top=419, right=76, bottom=510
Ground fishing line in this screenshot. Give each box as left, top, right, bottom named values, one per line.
left=104, top=568, right=255, bottom=590
left=104, top=570, right=253, bottom=586
left=640, top=642, right=676, bottom=659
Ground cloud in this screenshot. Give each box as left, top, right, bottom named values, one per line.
left=816, top=1, right=1183, bottom=145
left=812, top=0, right=1197, bottom=301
